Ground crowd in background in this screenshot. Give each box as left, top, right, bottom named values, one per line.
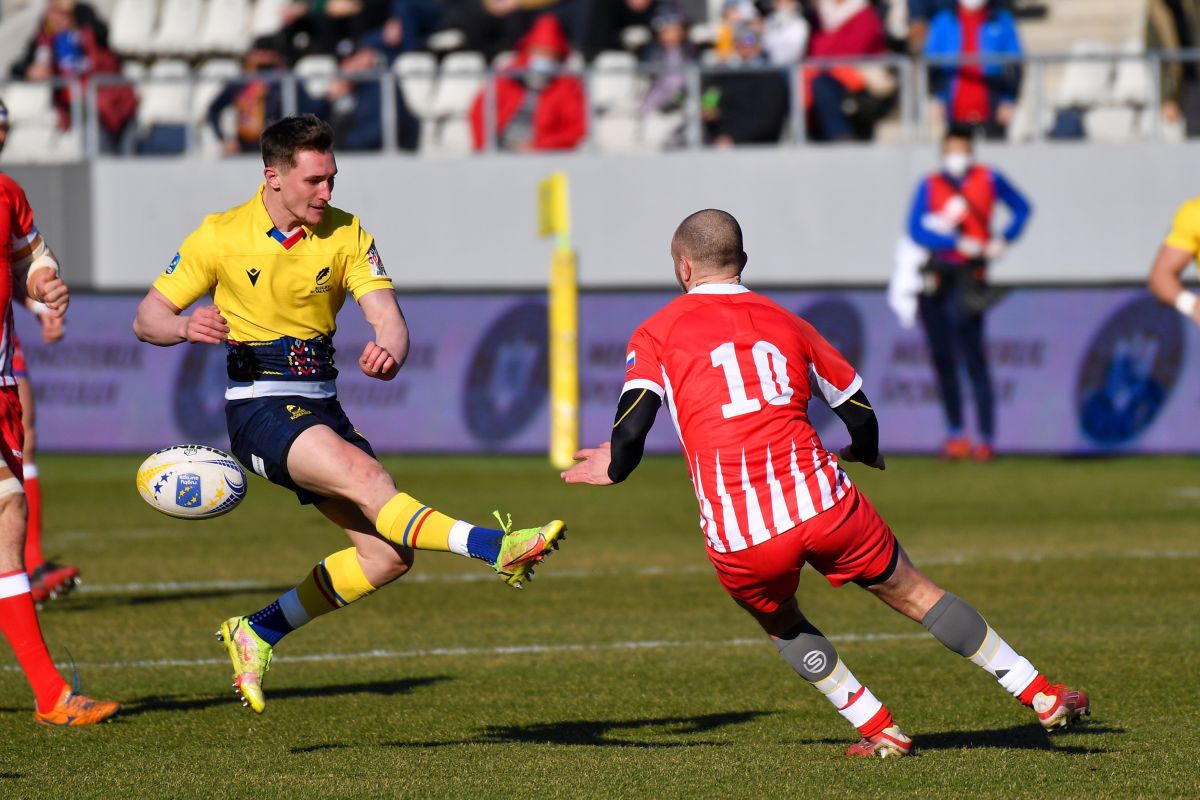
left=6, top=0, right=1200, bottom=154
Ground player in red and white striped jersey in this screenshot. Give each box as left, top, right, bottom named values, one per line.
left=563, top=209, right=1089, bottom=758
left=0, top=104, right=118, bottom=724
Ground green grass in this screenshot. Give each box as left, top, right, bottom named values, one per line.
left=2, top=455, right=1198, bottom=799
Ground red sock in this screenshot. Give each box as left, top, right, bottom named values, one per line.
left=23, top=467, right=44, bottom=574
left=857, top=705, right=894, bottom=739
left=0, top=569, right=67, bottom=713
left=1018, top=673, right=1052, bottom=706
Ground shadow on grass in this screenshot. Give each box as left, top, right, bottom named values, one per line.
left=119, top=675, right=452, bottom=717
left=384, top=710, right=773, bottom=749
left=809, top=722, right=1120, bottom=755
left=49, top=586, right=296, bottom=611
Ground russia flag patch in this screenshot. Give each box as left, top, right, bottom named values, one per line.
left=626, top=351, right=636, bottom=371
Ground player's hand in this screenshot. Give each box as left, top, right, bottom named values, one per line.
left=359, top=340, right=399, bottom=380
left=32, top=272, right=69, bottom=316
left=956, top=236, right=985, bottom=259
left=561, top=441, right=614, bottom=485
left=984, top=236, right=1007, bottom=261
left=838, top=444, right=886, bottom=471
left=183, top=305, right=229, bottom=344
left=39, top=311, right=65, bottom=344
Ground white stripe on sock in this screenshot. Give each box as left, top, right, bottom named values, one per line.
left=447, top=521, right=473, bottom=557
left=277, top=588, right=310, bottom=629
left=0, top=572, right=32, bottom=599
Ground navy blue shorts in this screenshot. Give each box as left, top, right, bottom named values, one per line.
left=226, top=396, right=374, bottom=505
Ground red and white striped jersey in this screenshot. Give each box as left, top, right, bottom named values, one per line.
left=623, top=284, right=862, bottom=554
left=0, top=174, right=36, bottom=388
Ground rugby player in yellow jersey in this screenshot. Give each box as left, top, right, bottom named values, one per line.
left=132, top=115, right=565, bottom=714
left=1149, top=195, right=1200, bottom=324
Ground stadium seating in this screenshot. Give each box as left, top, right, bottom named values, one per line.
left=0, top=81, right=80, bottom=163
left=192, top=58, right=241, bottom=156
left=151, top=0, right=206, bottom=56
left=249, top=0, right=289, bottom=38
left=136, top=58, right=192, bottom=153
left=427, top=51, right=485, bottom=154
left=294, top=54, right=337, bottom=98
left=199, top=0, right=252, bottom=55
left=109, top=0, right=159, bottom=56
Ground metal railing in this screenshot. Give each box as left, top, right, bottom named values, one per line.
left=1, top=48, right=1198, bottom=161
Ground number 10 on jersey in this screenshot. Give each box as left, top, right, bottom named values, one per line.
left=711, top=341, right=794, bottom=419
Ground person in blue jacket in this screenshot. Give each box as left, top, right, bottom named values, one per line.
left=906, top=123, right=1031, bottom=460
left=924, top=0, right=1023, bottom=140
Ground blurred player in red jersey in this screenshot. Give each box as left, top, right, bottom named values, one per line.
left=0, top=100, right=118, bottom=724
left=14, top=307, right=83, bottom=604
left=563, top=209, right=1088, bottom=757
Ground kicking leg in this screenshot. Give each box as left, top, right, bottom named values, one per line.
left=287, top=426, right=564, bottom=588
left=866, top=547, right=1090, bottom=730
left=218, top=498, right=414, bottom=714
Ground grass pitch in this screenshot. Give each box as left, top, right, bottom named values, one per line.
left=1, top=454, right=1197, bottom=799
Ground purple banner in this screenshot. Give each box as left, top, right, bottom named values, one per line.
left=13, top=288, right=1198, bottom=455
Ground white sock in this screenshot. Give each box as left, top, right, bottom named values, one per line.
left=446, top=521, right=474, bottom=557
left=969, top=626, right=1040, bottom=698
left=811, top=658, right=884, bottom=730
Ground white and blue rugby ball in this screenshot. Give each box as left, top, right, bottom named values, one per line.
left=136, top=445, right=247, bottom=519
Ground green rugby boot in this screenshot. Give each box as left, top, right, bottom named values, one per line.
left=216, top=616, right=272, bottom=714
left=491, top=511, right=566, bottom=589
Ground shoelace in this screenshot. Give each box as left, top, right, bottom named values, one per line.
left=492, top=510, right=514, bottom=534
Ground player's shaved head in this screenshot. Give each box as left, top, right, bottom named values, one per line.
left=672, top=209, right=746, bottom=277
left=261, top=114, right=334, bottom=170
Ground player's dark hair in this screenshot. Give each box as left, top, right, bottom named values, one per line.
left=672, top=209, right=745, bottom=273
left=943, top=122, right=977, bottom=148
left=260, top=113, right=333, bottom=169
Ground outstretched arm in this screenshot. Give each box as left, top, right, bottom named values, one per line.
left=562, top=387, right=662, bottom=485
left=356, top=288, right=410, bottom=380
left=133, top=287, right=228, bottom=346
left=831, top=389, right=885, bottom=470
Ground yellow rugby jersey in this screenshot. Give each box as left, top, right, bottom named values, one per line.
left=1164, top=196, right=1200, bottom=258
left=153, top=185, right=393, bottom=399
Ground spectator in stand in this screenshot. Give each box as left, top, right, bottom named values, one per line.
left=713, top=0, right=761, bottom=63
left=280, top=0, right=390, bottom=60
left=924, top=0, right=1022, bottom=141
left=208, top=43, right=319, bottom=155
left=318, top=41, right=420, bottom=151
left=763, top=0, right=810, bottom=66
left=905, top=124, right=1031, bottom=461
left=469, top=14, right=586, bottom=152
left=1147, top=0, right=1200, bottom=137
left=805, top=0, right=889, bottom=142
left=642, top=4, right=695, bottom=115
left=905, top=0, right=955, bottom=53
left=359, top=0, right=444, bottom=62
left=11, top=0, right=135, bottom=152
left=702, top=25, right=790, bottom=147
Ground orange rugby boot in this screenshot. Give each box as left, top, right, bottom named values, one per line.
left=34, top=686, right=120, bottom=726
left=941, top=436, right=972, bottom=460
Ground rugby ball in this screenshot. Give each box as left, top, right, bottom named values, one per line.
left=136, top=445, right=247, bottom=520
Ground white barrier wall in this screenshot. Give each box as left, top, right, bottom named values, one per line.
left=10, top=142, right=1200, bottom=288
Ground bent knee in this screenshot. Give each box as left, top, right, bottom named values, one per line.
left=359, top=543, right=415, bottom=586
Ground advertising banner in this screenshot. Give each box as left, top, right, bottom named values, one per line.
left=14, top=288, right=1197, bottom=455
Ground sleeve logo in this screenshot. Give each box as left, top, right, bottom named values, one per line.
left=367, top=242, right=386, bottom=277
left=165, top=252, right=181, bottom=275
left=626, top=351, right=636, bottom=371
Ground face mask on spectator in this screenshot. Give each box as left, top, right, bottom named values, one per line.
left=959, top=0, right=988, bottom=11
left=943, top=152, right=973, bottom=179
left=526, top=55, right=558, bottom=88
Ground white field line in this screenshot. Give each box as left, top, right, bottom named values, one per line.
left=3, top=632, right=928, bottom=673
left=73, top=548, right=1199, bottom=596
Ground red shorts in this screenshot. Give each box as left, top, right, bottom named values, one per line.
left=12, top=335, right=26, bottom=379
left=706, top=484, right=898, bottom=615
left=0, top=387, right=22, bottom=480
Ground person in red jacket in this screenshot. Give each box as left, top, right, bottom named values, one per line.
left=469, top=13, right=586, bottom=152
left=804, top=0, right=889, bottom=141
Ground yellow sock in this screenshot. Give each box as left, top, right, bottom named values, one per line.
left=375, top=492, right=459, bottom=552
left=294, top=547, right=378, bottom=619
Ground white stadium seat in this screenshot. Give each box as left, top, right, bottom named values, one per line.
left=109, top=0, right=159, bottom=56
left=393, top=51, right=437, bottom=118
left=138, top=59, right=192, bottom=127
left=1112, top=44, right=1153, bottom=107
left=430, top=51, right=485, bottom=119
left=593, top=116, right=641, bottom=153
left=294, top=54, right=337, bottom=98
left=152, top=0, right=207, bottom=55
left=191, top=59, right=241, bottom=157
left=249, top=0, right=289, bottom=37
left=2, top=81, right=58, bottom=128
left=199, top=0, right=251, bottom=54
left=121, top=59, right=148, bottom=81
left=1055, top=42, right=1114, bottom=108
left=434, top=117, right=473, bottom=155
left=1084, top=106, right=1137, bottom=143
left=589, top=50, right=640, bottom=114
